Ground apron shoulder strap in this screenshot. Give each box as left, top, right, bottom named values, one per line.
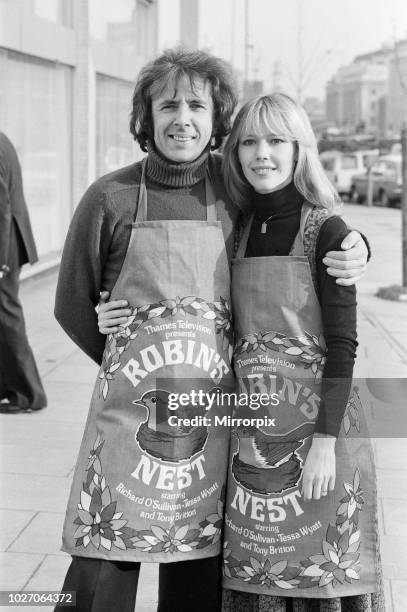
left=134, top=158, right=148, bottom=222
left=302, top=204, right=332, bottom=294
left=205, top=170, right=218, bottom=222
left=234, top=214, right=254, bottom=258
left=233, top=212, right=248, bottom=257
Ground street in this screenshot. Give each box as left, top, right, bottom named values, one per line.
left=0, top=204, right=406, bottom=611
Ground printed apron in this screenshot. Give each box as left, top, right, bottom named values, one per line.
left=222, top=204, right=379, bottom=598
left=62, top=160, right=234, bottom=562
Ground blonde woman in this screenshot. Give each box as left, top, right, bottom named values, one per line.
left=221, top=93, right=383, bottom=611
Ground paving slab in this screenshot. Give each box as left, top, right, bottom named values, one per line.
left=381, top=499, right=407, bottom=536
left=0, top=551, right=45, bottom=590
left=25, top=553, right=71, bottom=591
left=383, top=579, right=393, bottom=612
left=0, top=509, right=36, bottom=552
left=0, top=444, right=78, bottom=478
left=377, top=498, right=385, bottom=535
left=45, top=364, right=99, bottom=384
left=9, top=512, right=65, bottom=555
left=0, top=417, right=84, bottom=448
left=376, top=469, right=407, bottom=499
left=136, top=564, right=159, bottom=611
left=41, top=380, right=93, bottom=421
left=391, top=579, right=407, bottom=612
left=27, top=405, right=89, bottom=425
left=0, top=555, right=71, bottom=612
left=373, top=439, right=407, bottom=471
left=0, top=474, right=71, bottom=513
left=380, top=535, right=407, bottom=580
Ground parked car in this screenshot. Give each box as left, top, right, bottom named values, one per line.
left=352, top=155, right=402, bottom=207
left=320, top=149, right=378, bottom=199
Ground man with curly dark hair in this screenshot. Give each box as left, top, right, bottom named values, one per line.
left=54, top=47, right=240, bottom=612
left=54, top=48, right=369, bottom=612
left=56, top=48, right=239, bottom=366
left=130, top=47, right=237, bottom=153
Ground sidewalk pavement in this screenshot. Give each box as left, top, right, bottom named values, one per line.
left=0, top=204, right=406, bottom=611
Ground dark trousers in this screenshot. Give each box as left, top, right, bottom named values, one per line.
left=0, top=221, right=46, bottom=409
left=55, top=555, right=222, bottom=612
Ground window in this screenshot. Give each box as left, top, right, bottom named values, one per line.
left=341, top=155, right=357, bottom=170
left=321, top=158, right=335, bottom=171
left=89, top=0, right=157, bottom=62
left=90, top=0, right=137, bottom=44
left=96, top=75, right=141, bottom=177
left=372, top=160, right=396, bottom=177
left=32, top=0, right=73, bottom=27
left=362, top=154, right=378, bottom=168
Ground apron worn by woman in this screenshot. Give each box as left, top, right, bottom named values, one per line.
left=61, top=159, right=234, bottom=563
left=222, top=204, right=379, bottom=598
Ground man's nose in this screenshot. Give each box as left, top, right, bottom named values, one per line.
left=174, top=102, right=191, bottom=126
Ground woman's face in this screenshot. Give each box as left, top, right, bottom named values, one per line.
left=238, top=131, right=296, bottom=194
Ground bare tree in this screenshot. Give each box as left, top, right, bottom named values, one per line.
left=283, top=0, right=336, bottom=103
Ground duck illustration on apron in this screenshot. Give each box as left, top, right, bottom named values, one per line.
left=61, top=159, right=233, bottom=562
left=222, top=204, right=379, bottom=598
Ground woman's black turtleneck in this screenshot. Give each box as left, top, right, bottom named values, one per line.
left=245, top=182, right=357, bottom=438
left=246, top=181, right=304, bottom=257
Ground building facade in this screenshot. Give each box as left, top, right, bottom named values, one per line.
left=325, top=42, right=407, bottom=139
left=326, top=54, right=389, bottom=136
left=0, top=0, right=159, bottom=271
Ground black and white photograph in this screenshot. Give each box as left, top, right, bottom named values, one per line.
left=0, top=0, right=407, bottom=610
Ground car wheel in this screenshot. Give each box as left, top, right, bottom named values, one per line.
left=378, top=190, right=389, bottom=207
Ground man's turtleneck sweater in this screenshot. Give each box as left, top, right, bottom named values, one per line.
left=55, top=146, right=237, bottom=365
left=144, top=144, right=209, bottom=220
left=245, top=182, right=357, bottom=437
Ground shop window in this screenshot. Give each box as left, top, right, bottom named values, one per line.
left=96, top=74, right=141, bottom=177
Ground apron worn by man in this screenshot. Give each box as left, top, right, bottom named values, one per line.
left=222, top=204, right=379, bottom=598
left=62, top=160, right=233, bottom=563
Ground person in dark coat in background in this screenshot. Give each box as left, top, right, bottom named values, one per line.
left=0, top=131, right=47, bottom=413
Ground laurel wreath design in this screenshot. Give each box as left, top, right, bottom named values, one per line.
left=343, top=387, right=361, bottom=435
left=223, top=468, right=363, bottom=591
left=74, top=434, right=225, bottom=554
left=234, top=330, right=326, bottom=381
left=99, top=296, right=232, bottom=400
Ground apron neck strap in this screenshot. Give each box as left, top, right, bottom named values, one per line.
left=290, top=202, right=314, bottom=256
left=134, top=158, right=148, bottom=223
left=235, top=214, right=254, bottom=258
left=135, top=157, right=217, bottom=223
left=205, top=170, right=217, bottom=222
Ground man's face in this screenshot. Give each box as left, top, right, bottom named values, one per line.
left=151, top=76, right=214, bottom=163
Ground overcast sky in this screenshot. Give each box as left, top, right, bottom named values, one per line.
left=91, top=0, right=407, bottom=101
left=159, top=0, right=407, bottom=100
